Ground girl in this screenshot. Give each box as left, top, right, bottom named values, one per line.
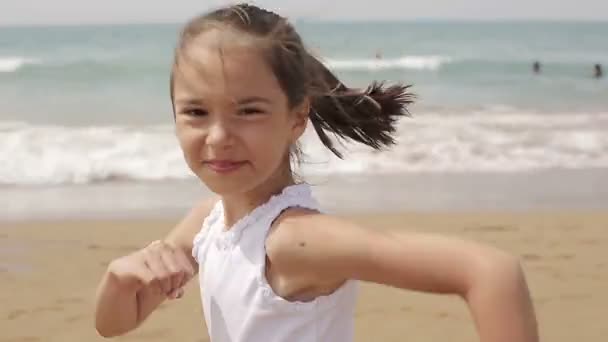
left=95, top=3, right=539, bottom=341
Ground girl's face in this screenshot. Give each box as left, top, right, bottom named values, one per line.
left=172, top=32, right=308, bottom=196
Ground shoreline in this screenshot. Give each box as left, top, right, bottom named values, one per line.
left=2, top=169, right=607, bottom=222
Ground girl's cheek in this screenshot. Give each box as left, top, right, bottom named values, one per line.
left=178, top=124, right=205, bottom=144
left=186, top=136, right=206, bottom=158
left=176, top=129, right=205, bottom=159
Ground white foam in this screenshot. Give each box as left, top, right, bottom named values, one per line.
left=0, top=124, right=192, bottom=185
left=2, top=111, right=608, bottom=185
left=0, top=57, right=39, bottom=73
left=297, top=110, right=608, bottom=174
left=322, top=55, right=451, bottom=71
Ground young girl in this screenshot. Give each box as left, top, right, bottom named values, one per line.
left=95, top=3, right=539, bottom=341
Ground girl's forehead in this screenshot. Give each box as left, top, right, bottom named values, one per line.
left=173, top=42, right=284, bottom=103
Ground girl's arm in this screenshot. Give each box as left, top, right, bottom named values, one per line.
left=267, top=212, right=539, bottom=342
left=94, top=198, right=215, bottom=337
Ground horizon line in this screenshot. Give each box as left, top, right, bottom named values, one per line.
left=1, top=17, right=607, bottom=28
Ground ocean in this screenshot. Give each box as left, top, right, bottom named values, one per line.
left=1, top=21, right=607, bottom=219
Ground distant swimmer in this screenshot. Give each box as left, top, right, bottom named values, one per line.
left=594, top=64, right=603, bottom=79
left=375, top=50, right=383, bottom=60
left=533, top=61, right=541, bottom=74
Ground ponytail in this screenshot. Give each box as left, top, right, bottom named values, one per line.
left=306, top=55, right=414, bottom=158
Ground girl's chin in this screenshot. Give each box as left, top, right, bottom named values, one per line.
left=199, top=176, right=256, bottom=196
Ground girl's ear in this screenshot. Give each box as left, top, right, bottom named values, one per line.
left=290, top=98, right=310, bottom=142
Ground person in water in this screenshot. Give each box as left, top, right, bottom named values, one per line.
left=94, top=3, right=539, bottom=342
left=594, top=64, right=603, bottom=79
left=533, top=61, right=541, bottom=74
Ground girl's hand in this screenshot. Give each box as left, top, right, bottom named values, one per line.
left=106, top=240, right=196, bottom=300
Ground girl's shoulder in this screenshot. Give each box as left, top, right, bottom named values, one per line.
left=268, top=208, right=350, bottom=246
left=264, top=208, right=369, bottom=280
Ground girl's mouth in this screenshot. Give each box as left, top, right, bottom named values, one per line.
left=204, top=160, right=247, bottom=173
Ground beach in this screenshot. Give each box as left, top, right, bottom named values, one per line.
left=2, top=19, right=608, bottom=342
left=2, top=210, right=607, bottom=341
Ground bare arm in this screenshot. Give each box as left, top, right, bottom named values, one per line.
left=94, top=197, right=215, bottom=338
left=268, top=212, right=539, bottom=342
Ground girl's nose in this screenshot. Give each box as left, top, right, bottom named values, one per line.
left=206, top=120, right=233, bottom=148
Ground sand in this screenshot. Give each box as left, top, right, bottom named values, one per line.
left=1, top=211, right=607, bottom=341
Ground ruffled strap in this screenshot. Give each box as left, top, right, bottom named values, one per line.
left=192, top=200, right=224, bottom=263
left=263, top=184, right=320, bottom=223
left=222, top=183, right=320, bottom=245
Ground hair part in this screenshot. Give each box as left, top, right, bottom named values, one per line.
left=170, top=3, right=414, bottom=160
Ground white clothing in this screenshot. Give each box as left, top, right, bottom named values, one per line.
left=192, top=183, right=358, bottom=342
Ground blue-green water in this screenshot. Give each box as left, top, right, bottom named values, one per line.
left=2, top=21, right=607, bottom=124
left=1, top=21, right=607, bottom=185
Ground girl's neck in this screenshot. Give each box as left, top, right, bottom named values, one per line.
left=220, top=167, right=295, bottom=229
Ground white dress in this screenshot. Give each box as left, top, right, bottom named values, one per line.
left=192, top=183, right=358, bottom=342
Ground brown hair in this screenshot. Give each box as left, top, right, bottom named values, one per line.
left=170, top=3, right=414, bottom=159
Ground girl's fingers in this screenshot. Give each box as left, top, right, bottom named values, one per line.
left=175, top=287, right=185, bottom=299
left=140, top=240, right=194, bottom=297
left=143, top=246, right=172, bottom=294
left=167, top=287, right=185, bottom=300
left=173, top=248, right=196, bottom=287
left=133, top=263, right=156, bottom=289
left=159, top=245, right=185, bottom=292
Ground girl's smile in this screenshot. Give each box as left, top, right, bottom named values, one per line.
left=203, top=159, right=248, bottom=174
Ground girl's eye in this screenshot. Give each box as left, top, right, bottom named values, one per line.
left=183, top=109, right=207, bottom=117
left=239, top=107, right=264, bottom=116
